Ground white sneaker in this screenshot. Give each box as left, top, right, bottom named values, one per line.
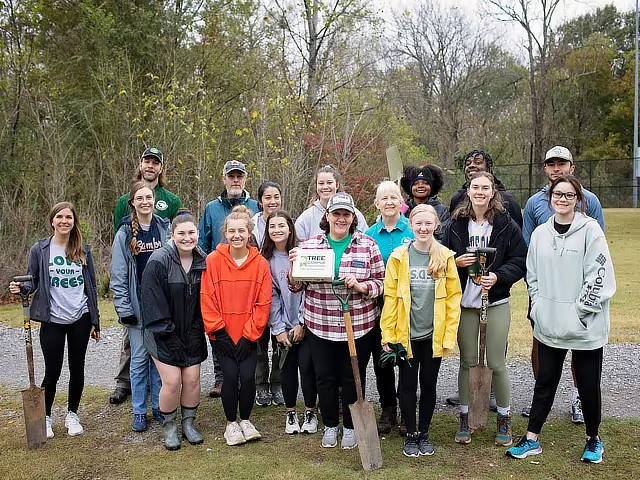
left=285, top=411, right=300, bottom=435
left=238, top=419, right=262, bottom=441
left=301, top=411, right=318, bottom=434
left=224, top=422, right=247, bottom=446
left=65, top=411, right=84, bottom=436
left=45, top=416, right=54, bottom=439
left=341, top=427, right=357, bottom=449
left=321, top=426, right=339, bottom=448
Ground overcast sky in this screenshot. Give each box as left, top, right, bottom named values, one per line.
left=374, top=0, right=636, bottom=55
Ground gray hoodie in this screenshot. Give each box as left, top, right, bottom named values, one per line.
left=267, top=250, right=304, bottom=335
left=527, top=213, right=616, bottom=350
left=295, top=200, right=369, bottom=242
left=109, top=215, right=171, bottom=328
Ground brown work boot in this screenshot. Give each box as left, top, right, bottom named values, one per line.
left=495, top=413, right=513, bottom=446
left=377, top=406, right=397, bottom=434
left=455, top=412, right=472, bottom=444
left=209, top=380, right=223, bottom=398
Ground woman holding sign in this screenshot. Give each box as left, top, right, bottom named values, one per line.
left=9, top=202, right=100, bottom=439
left=289, top=193, right=384, bottom=450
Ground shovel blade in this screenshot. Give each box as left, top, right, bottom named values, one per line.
left=348, top=400, right=383, bottom=471
left=21, top=385, right=46, bottom=449
left=468, top=365, right=492, bottom=430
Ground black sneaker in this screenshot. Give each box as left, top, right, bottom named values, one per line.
left=403, top=433, right=420, bottom=457
left=418, top=431, right=434, bottom=456
left=521, top=405, right=531, bottom=418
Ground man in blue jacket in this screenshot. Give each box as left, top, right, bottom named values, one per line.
left=198, top=160, right=259, bottom=396
left=521, top=145, right=605, bottom=423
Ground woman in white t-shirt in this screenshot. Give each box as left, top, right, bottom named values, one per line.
left=9, top=202, right=100, bottom=440
left=442, top=172, right=527, bottom=448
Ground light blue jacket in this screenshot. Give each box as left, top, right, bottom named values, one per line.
left=109, top=214, right=171, bottom=328
left=527, top=213, right=615, bottom=350
left=523, top=185, right=605, bottom=246
left=198, top=190, right=259, bottom=254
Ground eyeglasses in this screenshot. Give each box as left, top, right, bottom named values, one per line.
left=551, top=191, right=577, bottom=200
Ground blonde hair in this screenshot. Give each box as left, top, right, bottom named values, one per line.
left=409, top=204, right=447, bottom=278
left=374, top=181, right=403, bottom=203
left=224, top=205, right=254, bottom=233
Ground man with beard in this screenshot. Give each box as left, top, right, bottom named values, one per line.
left=198, top=160, right=259, bottom=397
left=449, top=150, right=522, bottom=229
left=110, top=147, right=183, bottom=405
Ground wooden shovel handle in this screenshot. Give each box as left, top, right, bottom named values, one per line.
left=478, top=286, right=488, bottom=367
left=344, top=311, right=364, bottom=403
left=23, top=308, right=36, bottom=387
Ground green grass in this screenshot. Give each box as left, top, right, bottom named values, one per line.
left=0, top=385, right=637, bottom=480
left=0, top=299, right=119, bottom=329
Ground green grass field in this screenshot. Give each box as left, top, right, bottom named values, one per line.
left=0, top=209, right=638, bottom=479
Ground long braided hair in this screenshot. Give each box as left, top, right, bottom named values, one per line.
left=127, top=181, right=155, bottom=255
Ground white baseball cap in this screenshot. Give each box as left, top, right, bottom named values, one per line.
left=544, top=145, right=573, bottom=164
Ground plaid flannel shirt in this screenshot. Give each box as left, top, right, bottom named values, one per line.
left=289, top=231, right=385, bottom=342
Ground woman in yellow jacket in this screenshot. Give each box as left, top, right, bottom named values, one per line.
left=380, top=204, right=462, bottom=457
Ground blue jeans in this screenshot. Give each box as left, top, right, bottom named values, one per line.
left=128, top=326, right=161, bottom=415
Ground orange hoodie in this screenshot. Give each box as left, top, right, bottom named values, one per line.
left=201, top=244, right=272, bottom=343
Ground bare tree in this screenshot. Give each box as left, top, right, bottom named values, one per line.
left=484, top=0, right=562, bottom=165
left=392, top=1, right=497, bottom=166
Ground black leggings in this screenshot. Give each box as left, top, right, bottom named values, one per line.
left=528, top=342, right=603, bottom=437
left=210, top=340, right=258, bottom=422
left=39, top=313, right=92, bottom=416
left=398, top=338, right=441, bottom=434
left=360, top=320, right=397, bottom=409
left=280, top=335, right=317, bottom=409
left=307, top=328, right=373, bottom=429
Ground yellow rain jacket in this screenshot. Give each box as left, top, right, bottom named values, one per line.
left=380, top=243, right=462, bottom=359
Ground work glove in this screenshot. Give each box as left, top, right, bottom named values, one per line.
left=378, top=343, right=411, bottom=368
left=234, top=336, right=253, bottom=362
left=162, top=332, right=186, bottom=363
left=213, top=329, right=235, bottom=357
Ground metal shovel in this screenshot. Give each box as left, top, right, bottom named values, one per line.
left=332, top=280, right=382, bottom=471
left=468, top=248, right=496, bottom=430
left=14, top=275, right=47, bottom=449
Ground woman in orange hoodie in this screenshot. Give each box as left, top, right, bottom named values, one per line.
left=201, top=206, right=272, bottom=446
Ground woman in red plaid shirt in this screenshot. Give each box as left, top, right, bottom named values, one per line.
left=288, top=193, right=385, bottom=450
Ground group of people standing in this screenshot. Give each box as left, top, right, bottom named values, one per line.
left=9, top=144, right=615, bottom=465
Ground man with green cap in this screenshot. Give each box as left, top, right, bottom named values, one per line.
left=109, top=147, right=183, bottom=405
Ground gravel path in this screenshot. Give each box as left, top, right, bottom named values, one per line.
left=1, top=324, right=638, bottom=419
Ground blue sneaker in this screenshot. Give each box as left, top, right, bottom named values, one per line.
left=505, top=436, right=542, bottom=459
left=132, top=413, right=147, bottom=432
left=581, top=436, right=604, bottom=463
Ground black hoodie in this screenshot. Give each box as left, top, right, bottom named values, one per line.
left=449, top=176, right=523, bottom=229
left=442, top=210, right=527, bottom=304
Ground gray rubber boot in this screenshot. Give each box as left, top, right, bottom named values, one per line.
left=162, top=409, right=181, bottom=450
left=181, top=405, right=204, bottom=445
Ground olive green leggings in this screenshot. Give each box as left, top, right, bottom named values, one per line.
left=458, top=302, right=511, bottom=408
